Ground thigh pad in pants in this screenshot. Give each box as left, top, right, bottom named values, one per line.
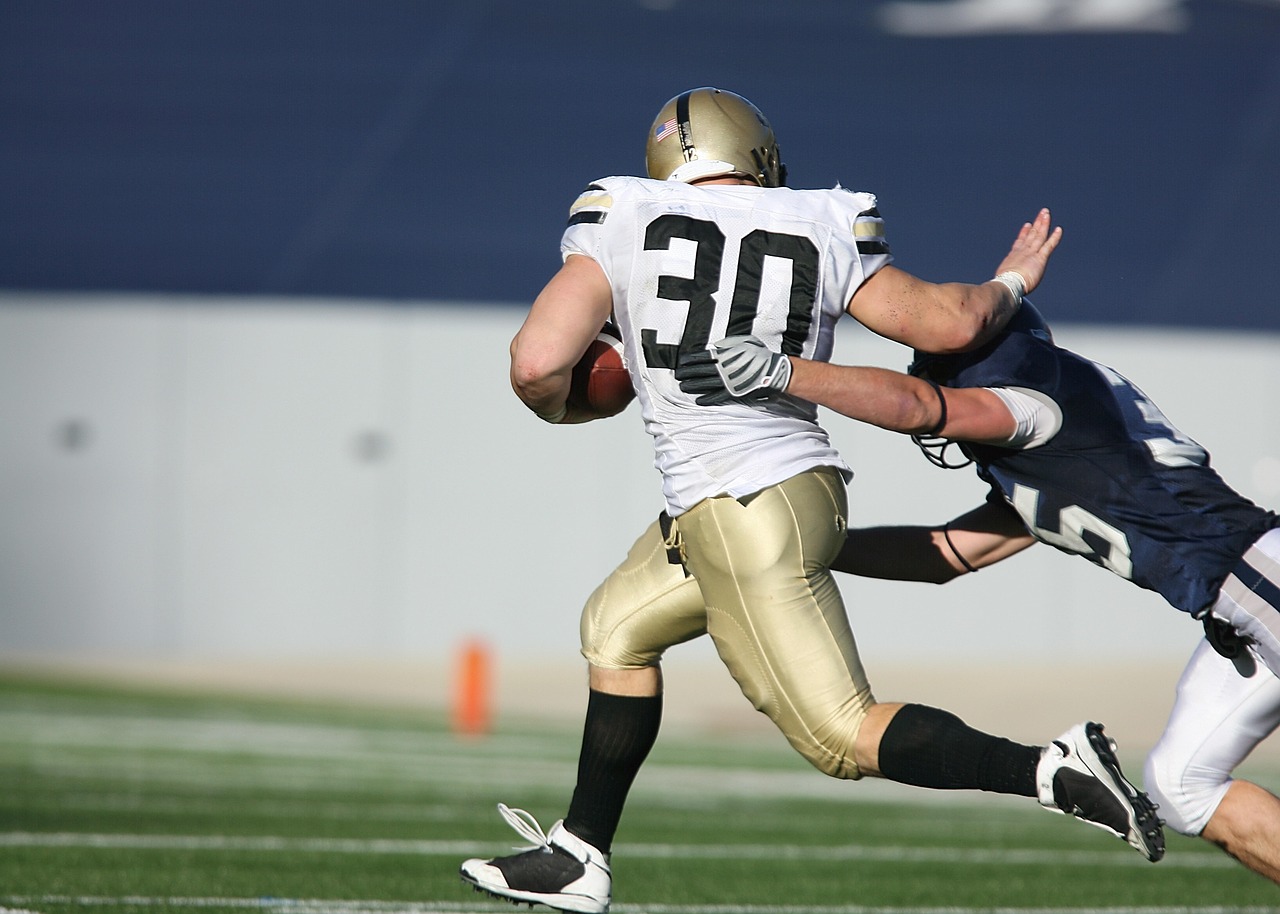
left=677, top=467, right=875, bottom=780
left=580, top=517, right=706, bottom=669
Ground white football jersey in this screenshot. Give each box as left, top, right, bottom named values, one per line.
left=561, top=175, right=893, bottom=515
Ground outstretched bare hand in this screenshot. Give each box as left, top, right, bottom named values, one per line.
left=994, top=208, right=1062, bottom=296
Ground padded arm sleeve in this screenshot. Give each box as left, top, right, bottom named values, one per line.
left=987, top=386, right=1063, bottom=449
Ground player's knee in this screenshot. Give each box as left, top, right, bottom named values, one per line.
left=777, top=703, right=868, bottom=781
left=1144, top=747, right=1230, bottom=836
left=579, top=592, right=663, bottom=668
left=789, top=735, right=861, bottom=780
left=580, top=617, right=659, bottom=669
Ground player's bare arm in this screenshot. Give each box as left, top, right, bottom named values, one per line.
left=832, top=500, right=1036, bottom=583
left=848, top=208, right=1062, bottom=353
left=510, top=253, right=615, bottom=424
left=691, top=334, right=1022, bottom=441
left=786, top=359, right=1019, bottom=443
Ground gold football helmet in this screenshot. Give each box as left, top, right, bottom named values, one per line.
left=645, top=87, right=787, bottom=187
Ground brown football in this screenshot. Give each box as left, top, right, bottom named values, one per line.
left=568, top=325, right=634, bottom=418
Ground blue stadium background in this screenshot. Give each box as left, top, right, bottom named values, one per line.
left=2, top=0, right=1278, bottom=329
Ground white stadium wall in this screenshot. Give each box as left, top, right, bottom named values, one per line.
left=3, top=292, right=1280, bottom=734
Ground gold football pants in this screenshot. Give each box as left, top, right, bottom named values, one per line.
left=580, top=467, right=875, bottom=779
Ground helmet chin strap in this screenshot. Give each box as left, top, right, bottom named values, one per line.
left=667, top=160, right=757, bottom=185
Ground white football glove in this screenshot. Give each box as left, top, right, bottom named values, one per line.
left=710, top=335, right=792, bottom=399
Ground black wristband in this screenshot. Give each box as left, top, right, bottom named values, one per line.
left=923, top=379, right=948, bottom=437
left=942, top=522, right=979, bottom=574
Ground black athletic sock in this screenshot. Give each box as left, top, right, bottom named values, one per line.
left=563, top=688, right=663, bottom=854
left=877, top=703, right=1040, bottom=797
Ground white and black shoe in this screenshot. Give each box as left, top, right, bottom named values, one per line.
left=460, top=804, right=611, bottom=913
left=1037, top=721, right=1165, bottom=862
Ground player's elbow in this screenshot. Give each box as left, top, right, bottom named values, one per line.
left=510, top=335, right=562, bottom=396
left=509, top=352, right=554, bottom=405
left=899, top=387, right=945, bottom=436
left=510, top=358, right=543, bottom=393
left=510, top=372, right=536, bottom=406
left=867, top=374, right=946, bottom=437
left=927, top=312, right=994, bottom=354
left=923, top=287, right=1009, bottom=354
left=511, top=363, right=561, bottom=409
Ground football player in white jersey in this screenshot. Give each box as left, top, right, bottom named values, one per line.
left=460, top=88, right=1161, bottom=913
left=694, top=304, right=1280, bottom=885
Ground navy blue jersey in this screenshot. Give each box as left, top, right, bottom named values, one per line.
left=915, top=305, right=1280, bottom=616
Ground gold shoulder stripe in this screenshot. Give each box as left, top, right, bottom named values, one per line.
left=570, top=192, right=613, bottom=216
left=853, top=212, right=890, bottom=255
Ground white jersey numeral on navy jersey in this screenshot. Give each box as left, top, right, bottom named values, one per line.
left=1011, top=482, right=1135, bottom=579
left=1094, top=362, right=1208, bottom=468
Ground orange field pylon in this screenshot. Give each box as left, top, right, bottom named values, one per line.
left=453, top=639, right=492, bottom=737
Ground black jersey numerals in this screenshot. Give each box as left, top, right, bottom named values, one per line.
left=640, top=215, right=723, bottom=370
left=639, top=214, right=819, bottom=371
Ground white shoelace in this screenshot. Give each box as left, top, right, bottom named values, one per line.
left=497, top=802, right=554, bottom=851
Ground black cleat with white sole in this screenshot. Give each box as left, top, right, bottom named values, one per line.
left=460, top=804, right=611, bottom=914
left=1037, top=721, right=1165, bottom=862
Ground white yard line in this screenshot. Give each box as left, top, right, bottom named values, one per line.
left=3, top=895, right=1279, bottom=914
left=0, top=832, right=1232, bottom=869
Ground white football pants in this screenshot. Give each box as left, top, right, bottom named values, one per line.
left=1144, top=637, right=1280, bottom=835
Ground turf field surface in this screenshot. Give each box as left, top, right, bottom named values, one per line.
left=2, top=673, right=1278, bottom=913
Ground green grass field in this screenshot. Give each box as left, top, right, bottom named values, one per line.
left=2, top=672, right=1277, bottom=913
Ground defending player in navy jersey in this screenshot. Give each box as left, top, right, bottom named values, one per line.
left=693, top=302, right=1280, bottom=884
left=459, top=88, right=1163, bottom=914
